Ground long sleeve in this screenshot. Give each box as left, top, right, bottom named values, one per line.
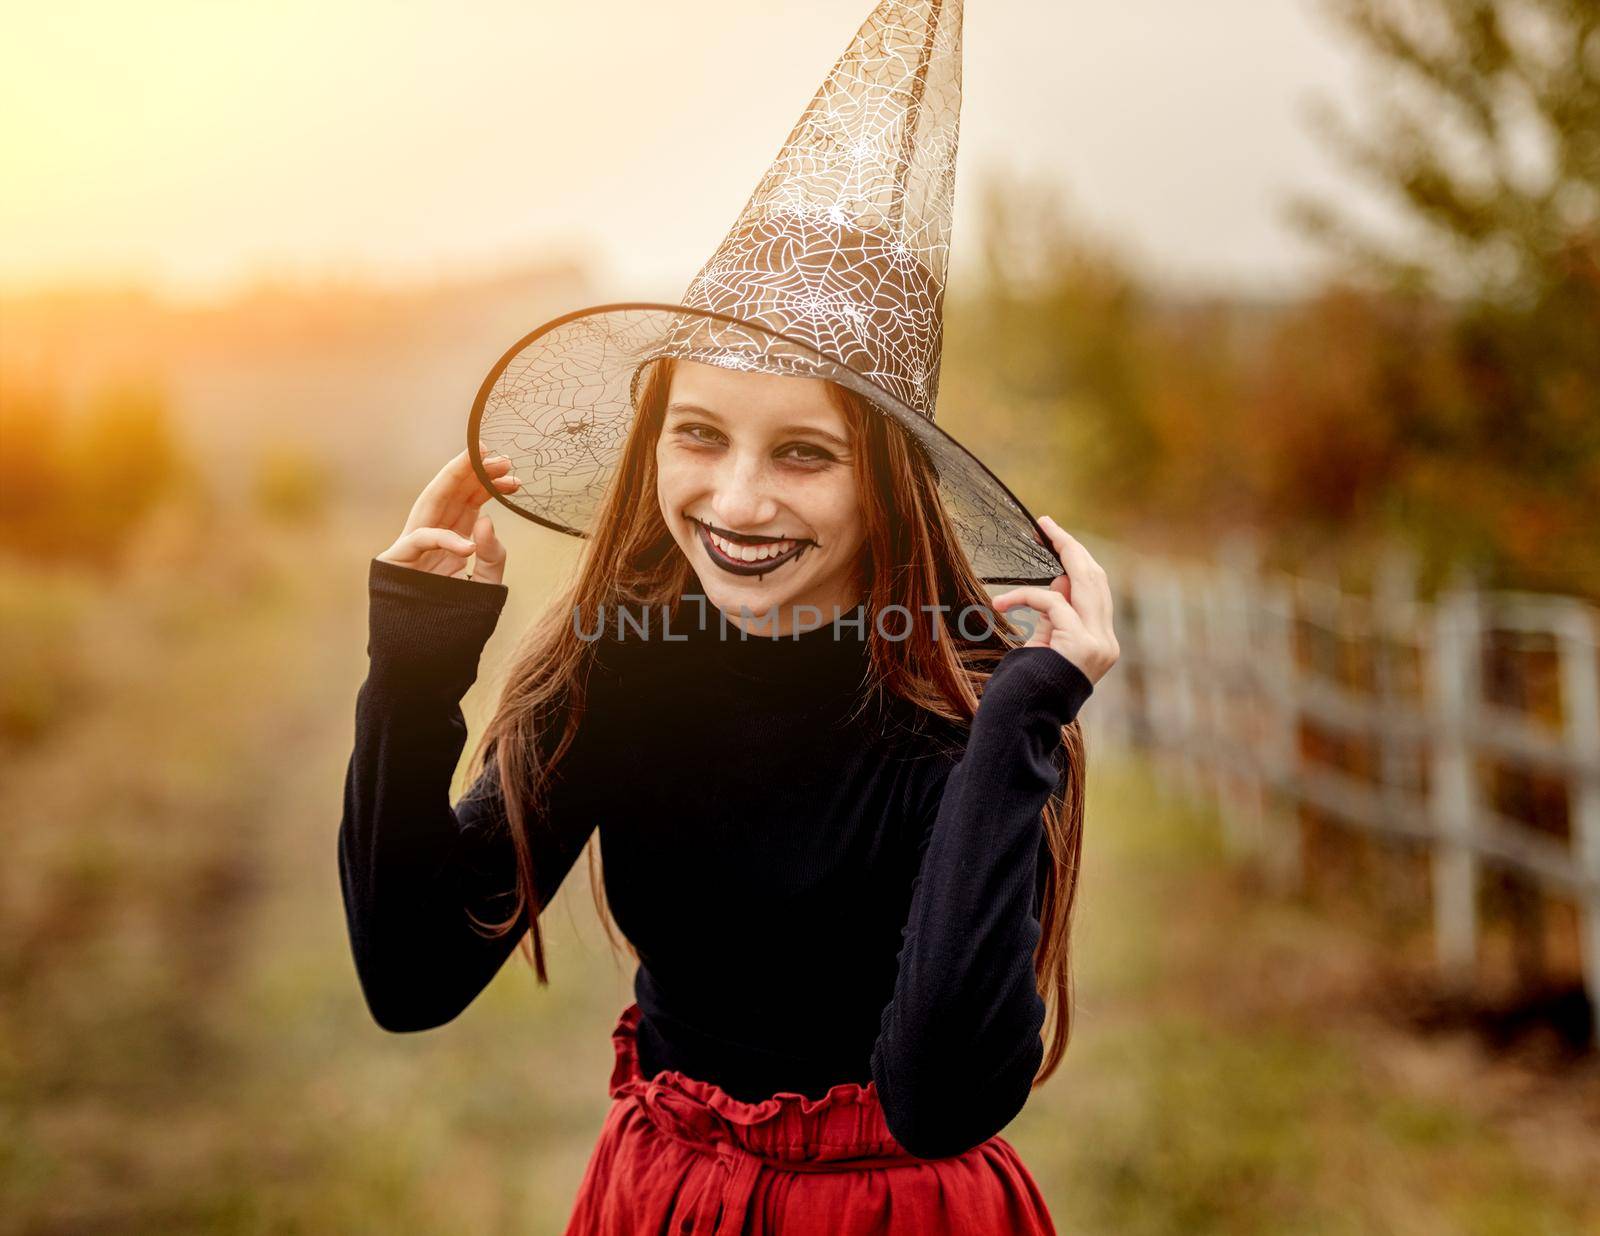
left=871, top=645, right=1092, bottom=1160
left=337, top=558, right=595, bottom=1032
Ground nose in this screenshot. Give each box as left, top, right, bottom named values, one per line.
left=709, top=450, right=779, bottom=532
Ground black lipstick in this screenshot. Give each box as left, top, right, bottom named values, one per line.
left=693, top=519, right=816, bottom=579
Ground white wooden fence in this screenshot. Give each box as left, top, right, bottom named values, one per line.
left=1073, top=535, right=1600, bottom=1045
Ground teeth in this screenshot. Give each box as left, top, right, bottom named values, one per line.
left=705, top=526, right=797, bottom=563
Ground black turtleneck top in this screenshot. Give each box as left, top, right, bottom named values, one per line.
left=339, top=558, right=1093, bottom=1160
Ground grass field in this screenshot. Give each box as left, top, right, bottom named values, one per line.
left=3, top=505, right=1597, bottom=1235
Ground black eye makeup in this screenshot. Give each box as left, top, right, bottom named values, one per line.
left=668, top=423, right=841, bottom=467
left=779, top=442, right=837, bottom=465
left=672, top=424, right=725, bottom=446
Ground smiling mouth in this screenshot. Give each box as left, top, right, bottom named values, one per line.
left=692, top=518, right=816, bottom=577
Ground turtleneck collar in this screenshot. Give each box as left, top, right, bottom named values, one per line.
left=690, top=592, right=866, bottom=664
left=588, top=591, right=875, bottom=713
left=666, top=592, right=872, bottom=695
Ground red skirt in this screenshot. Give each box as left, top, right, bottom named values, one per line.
left=562, top=1004, right=1057, bottom=1235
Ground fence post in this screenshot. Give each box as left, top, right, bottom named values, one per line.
left=1214, top=534, right=1264, bottom=858
left=1135, top=563, right=1199, bottom=801
left=1197, top=566, right=1226, bottom=822
left=1104, top=545, right=1141, bottom=752
left=1258, top=571, right=1303, bottom=893
left=1168, top=569, right=1205, bottom=802
left=1131, top=564, right=1173, bottom=797
left=1374, top=545, right=1420, bottom=911
left=1556, top=612, right=1600, bottom=1048
left=1429, top=580, right=1483, bottom=987
left=1374, top=545, right=1418, bottom=784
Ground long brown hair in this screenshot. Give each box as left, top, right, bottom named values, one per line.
left=463, top=356, right=1088, bottom=1085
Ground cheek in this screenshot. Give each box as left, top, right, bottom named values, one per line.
left=812, top=477, right=864, bottom=546
left=654, top=449, right=697, bottom=504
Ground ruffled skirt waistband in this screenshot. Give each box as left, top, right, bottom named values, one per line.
left=563, top=1003, right=1058, bottom=1234
left=607, top=1002, right=911, bottom=1169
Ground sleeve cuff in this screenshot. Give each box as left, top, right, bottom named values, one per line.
left=367, top=557, right=509, bottom=670
left=985, top=645, right=1094, bottom=727
left=369, top=557, right=509, bottom=613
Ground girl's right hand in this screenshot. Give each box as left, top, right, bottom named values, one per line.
left=376, top=440, right=522, bottom=585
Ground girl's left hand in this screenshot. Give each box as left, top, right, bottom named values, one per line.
left=991, top=515, right=1120, bottom=687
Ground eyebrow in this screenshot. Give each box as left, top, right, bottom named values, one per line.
left=664, top=402, right=851, bottom=451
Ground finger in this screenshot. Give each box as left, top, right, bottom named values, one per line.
left=440, top=458, right=518, bottom=534
left=1037, top=516, right=1097, bottom=578
left=413, top=450, right=515, bottom=535
left=436, top=447, right=479, bottom=494
left=398, top=525, right=477, bottom=565
left=469, top=513, right=506, bottom=585
left=455, top=462, right=521, bottom=536
left=992, top=584, right=1083, bottom=623
left=992, top=585, right=1088, bottom=641
left=1037, top=517, right=1113, bottom=630
left=424, top=447, right=509, bottom=506
left=438, top=448, right=511, bottom=507
left=1034, top=512, right=1068, bottom=565
left=1031, top=515, right=1076, bottom=604
left=404, top=449, right=476, bottom=531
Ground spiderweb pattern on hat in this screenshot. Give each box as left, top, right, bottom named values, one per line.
left=671, top=0, right=962, bottom=420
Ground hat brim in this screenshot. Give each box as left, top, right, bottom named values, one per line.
left=467, top=302, right=1063, bottom=586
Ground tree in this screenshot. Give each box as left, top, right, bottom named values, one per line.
left=959, top=173, right=1163, bottom=518
left=1293, top=0, right=1600, bottom=593
left=0, top=374, right=69, bottom=552
left=1295, top=0, right=1600, bottom=304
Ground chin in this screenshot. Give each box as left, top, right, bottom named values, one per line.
left=700, top=569, right=813, bottom=621
left=684, top=541, right=813, bottom=621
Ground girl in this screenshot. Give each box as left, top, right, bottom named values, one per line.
left=340, top=0, right=1120, bottom=1229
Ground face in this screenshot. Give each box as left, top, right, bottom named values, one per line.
left=655, top=360, right=867, bottom=635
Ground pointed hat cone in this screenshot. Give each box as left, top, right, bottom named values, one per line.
left=672, top=0, right=963, bottom=419
left=469, top=0, right=1060, bottom=585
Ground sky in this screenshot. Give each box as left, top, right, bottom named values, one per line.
left=0, top=0, right=1390, bottom=303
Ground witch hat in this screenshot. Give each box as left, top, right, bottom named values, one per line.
left=468, top=0, right=1061, bottom=585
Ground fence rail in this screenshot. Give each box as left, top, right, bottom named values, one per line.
left=1072, top=536, right=1600, bottom=1045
